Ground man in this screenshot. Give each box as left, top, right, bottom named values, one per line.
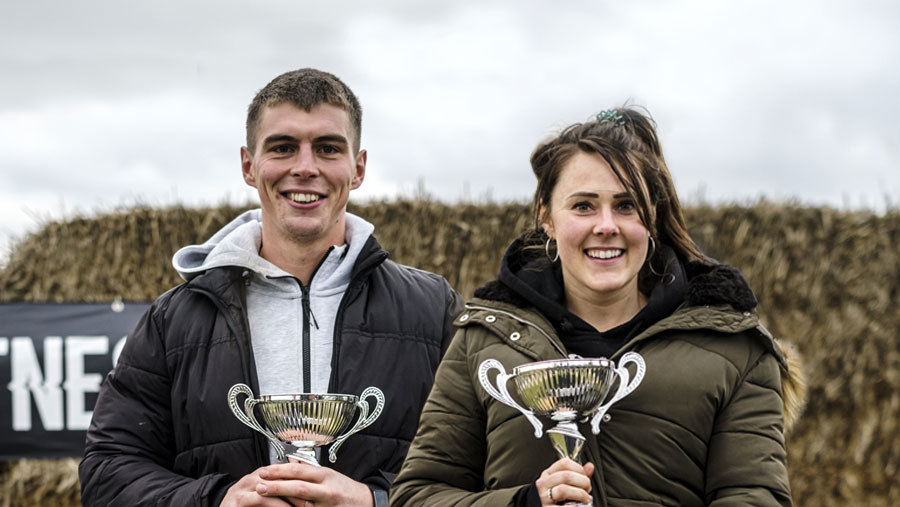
left=79, top=69, right=462, bottom=507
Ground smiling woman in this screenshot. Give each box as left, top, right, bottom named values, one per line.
left=391, top=107, right=805, bottom=507
left=541, top=152, right=652, bottom=331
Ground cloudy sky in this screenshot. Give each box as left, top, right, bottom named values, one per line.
left=1, top=0, right=898, bottom=262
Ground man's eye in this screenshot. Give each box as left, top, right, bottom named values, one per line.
left=319, top=145, right=340, bottom=155
left=272, top=145, right=294, bottom=154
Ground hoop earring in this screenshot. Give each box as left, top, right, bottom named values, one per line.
left=545, top=237, right=559, bottom=262
left=646, top=235, right=667, bottom=280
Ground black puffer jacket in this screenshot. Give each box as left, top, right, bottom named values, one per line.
left=79, top=235, right=462, bottom=507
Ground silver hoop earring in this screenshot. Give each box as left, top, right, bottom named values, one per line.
left=545, top=237, right=559, bottom=263
left=646, top=235, right=666, bottom=279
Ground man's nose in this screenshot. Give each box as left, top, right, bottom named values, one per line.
left=291, top=145, right=318, bottom=177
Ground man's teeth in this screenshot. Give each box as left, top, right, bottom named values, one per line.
left=586, top=249, right=623, bottom=259
left=287, top=192, right=320, bottom=203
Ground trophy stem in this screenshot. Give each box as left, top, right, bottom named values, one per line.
left=547, top=421, right=586, bottom=462
left=286, top=445, right=320, bottom=466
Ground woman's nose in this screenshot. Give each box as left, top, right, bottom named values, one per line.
left=593, top=209, right=619, bottom=236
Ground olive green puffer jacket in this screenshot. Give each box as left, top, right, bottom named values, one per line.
left=391, top=273, right=804, bottom=506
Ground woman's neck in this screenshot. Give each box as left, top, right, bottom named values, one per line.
left=564, top=285, right=648, bottom=333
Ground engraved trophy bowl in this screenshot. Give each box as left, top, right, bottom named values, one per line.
left=227, top=383, right=385, bottom=466
left=479, top=352, right=646, bottom=506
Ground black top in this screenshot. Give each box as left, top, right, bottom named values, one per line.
left=497, top=237, right=688, bottom=359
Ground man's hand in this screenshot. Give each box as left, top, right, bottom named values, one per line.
left=221, top=465, right=293, bottom=506
left=252, top=462, right=374, bottom=507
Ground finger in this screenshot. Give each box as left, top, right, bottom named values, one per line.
left=256, top=479, right=317, bottom=500
left=238, top=491, right=295, bottom=507
left=544, top=457, right=588, bottom=475
left=548, top=483, right=592, bottom=505
left=583, top=462, right=595, bottom=477
left=259, top=462, right=324, bottom=482
left=555, top=470, right=593, bottom=491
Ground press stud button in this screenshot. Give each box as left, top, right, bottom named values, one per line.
left=460, top=314, right=469, bottom=321
left=510, top=332, right=521, bottom=341
left=485, top=315, right=496, bottom=323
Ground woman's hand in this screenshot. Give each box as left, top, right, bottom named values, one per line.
left=534, top=457, right=595, bottom=506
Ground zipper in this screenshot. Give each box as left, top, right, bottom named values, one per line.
left=299, top=285, right=315, bottom=392
left=464, top=303, right=567, bottom=356
left=297, top=247, right=332, bottom=392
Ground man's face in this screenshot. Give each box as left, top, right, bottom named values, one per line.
left=241, top=102, right=366, bottom=250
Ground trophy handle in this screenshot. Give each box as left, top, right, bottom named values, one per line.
left=590, top=352, right=646, bottom=435
left=328, top=386, right=385, bottom=463
left=227, top=383, right=286, bottom=462
left=477, top=359, right=543, bottom=438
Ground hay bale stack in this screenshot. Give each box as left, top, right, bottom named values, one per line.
left=1, top=204, right=252, bottom=303
left=1, top=201, right=898, bottom=506
left=685, top=204, right=900, bottom=506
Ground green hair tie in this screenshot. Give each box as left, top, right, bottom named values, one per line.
left=597, top=110, right=625, bottom=126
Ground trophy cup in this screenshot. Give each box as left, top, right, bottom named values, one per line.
left=227, top=383, right=385, bottom=465
left=478, top=352, right=645, bottom=506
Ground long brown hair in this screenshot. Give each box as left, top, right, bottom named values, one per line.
left=529, top=106, right=711, bottom=266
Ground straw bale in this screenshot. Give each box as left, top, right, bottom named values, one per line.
left=0, top=200, right=898, bottom=506
left=0, top=458, right=79, bottom=507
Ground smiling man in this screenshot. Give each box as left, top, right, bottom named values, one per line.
left=79, top=69, right=462, bottom=507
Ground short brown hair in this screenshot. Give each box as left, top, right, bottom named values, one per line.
left=530, top=106, right=710, bottom=265
left=245, top=68, right=363, bottom=153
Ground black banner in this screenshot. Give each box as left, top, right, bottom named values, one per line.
left=0, top=302, right=150, bottom=460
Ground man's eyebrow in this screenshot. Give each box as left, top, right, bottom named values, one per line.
left=314, top=134, right=349, bottom=145
left=260, top=133, right=349, bottom=148
left=261, top=134, right=299, bottom=146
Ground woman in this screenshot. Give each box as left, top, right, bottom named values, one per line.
left=390, top=107, right=806, bottom=506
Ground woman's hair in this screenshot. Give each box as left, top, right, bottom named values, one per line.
left=528, top=106, right=711, bottom=266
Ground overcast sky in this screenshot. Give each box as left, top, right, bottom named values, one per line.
left=1, top=0, right=898, bottom=262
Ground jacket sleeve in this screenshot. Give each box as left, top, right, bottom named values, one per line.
left=705, top=351, right=793, bottom=506
left=78, top=298, right=235, bottom=507
left=441, top=284, right=464, bottom=355
left=390, top=328, right=521, bottom=507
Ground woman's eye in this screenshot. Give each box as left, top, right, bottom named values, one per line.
left=572, top=202, right=592, bottom=211
left=617, top=201, right=636, bottom=212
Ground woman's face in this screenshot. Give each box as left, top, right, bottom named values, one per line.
left=542, top=151, right=649, bottom=307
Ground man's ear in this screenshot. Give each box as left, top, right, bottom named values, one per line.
left=350, top=149, right=367, bottom=190
left=241, top=146, right=257, bottom=188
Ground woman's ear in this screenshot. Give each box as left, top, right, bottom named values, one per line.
left=539, top=204, right=554, bottom=238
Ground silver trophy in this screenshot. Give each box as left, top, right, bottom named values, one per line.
left=478, top=353, right=645, bottom=506
left=227, top=383, right=385, bottom=466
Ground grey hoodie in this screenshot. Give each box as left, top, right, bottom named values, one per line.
left=172, top=209, right=375, bottom=463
